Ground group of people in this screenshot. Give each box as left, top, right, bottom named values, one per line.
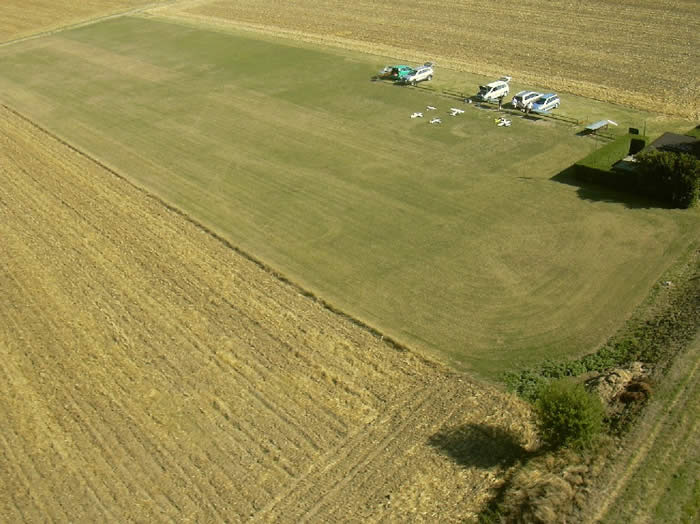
left=499, top=96, right=532, bottom=114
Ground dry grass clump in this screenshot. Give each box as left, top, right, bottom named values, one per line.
left=587, top=362, right=649, bottom=405
left=494, top=450, right=596, bottom=523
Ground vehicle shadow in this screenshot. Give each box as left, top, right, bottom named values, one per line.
left=550, top=167, right=672, bottom=210
left=428, top=422, right=530, bottom=469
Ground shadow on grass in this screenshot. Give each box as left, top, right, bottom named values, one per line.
left=428, top=423, right=530, bottom=469
left=550, top=167, right=671, bottom=209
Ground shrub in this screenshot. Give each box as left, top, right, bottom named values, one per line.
left=635, top=149, right=700, bottom=208
left=535, top=380, right=604, bottom=450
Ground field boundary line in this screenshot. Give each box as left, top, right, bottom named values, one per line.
left=0, top=1, right=179, bottom=49
left=0, top=102, right=448, bottom=374
left=141, top=10, right=695, bottom=119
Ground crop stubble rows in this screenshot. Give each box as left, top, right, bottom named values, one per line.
left=155, top=0, right=700, bottom=118
left=0, top=106, right=536, bottom=521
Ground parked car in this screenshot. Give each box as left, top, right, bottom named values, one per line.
left=475, top=76, right=511, bottom=102
left=511, top=90, right=541, bottom=110
left=401, top=65, right=434, bottom=85
left=529, top=93, right=560, bottom=112
left=378, top=65, right=413, bottom=80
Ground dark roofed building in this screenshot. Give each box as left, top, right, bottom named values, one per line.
left=644, top=132, right=700, bottom=159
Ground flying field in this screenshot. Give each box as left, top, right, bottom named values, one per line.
left=0, top=16, right=697, bottom=377
left=1, top=1, right=699, bottom=521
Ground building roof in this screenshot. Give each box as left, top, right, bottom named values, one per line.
left=646, top=132, right=700, bottom=159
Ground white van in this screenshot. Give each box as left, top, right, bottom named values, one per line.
left=476, top=76, right=511, bottom=102
left=511, top=90, right=541, bottom=110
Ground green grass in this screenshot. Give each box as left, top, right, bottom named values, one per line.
left=0, top=16, right=697, bottom=378
left=600, top=336, right=700, bottom=523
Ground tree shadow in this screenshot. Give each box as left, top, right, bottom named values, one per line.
left=428, top=423, right=531, bottom=469
left=550, top=167, right=672, bottom=209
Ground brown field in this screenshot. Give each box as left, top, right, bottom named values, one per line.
left=153, top=0, right=700, bottom=118
left=0, top=0, right=167, bottom=43
left=0, top=104, right=537, bottom=521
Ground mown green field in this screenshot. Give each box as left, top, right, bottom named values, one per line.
left=0, top=16, right=697, bottom=378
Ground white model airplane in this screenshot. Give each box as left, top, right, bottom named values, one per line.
left=496, top=117, right=512, bottom=127
left=430, top=118, right=442, bottom=124
left=411, top=112, right=423, bottom=118
left=426, top=105, right=437, bottom=111
left=449, top=108, right=464, bottom=116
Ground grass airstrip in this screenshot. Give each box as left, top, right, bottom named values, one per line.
left=0, top=16, right=697, bottom=378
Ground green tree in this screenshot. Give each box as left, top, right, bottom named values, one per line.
left=535, top=380, right=604, bottom=450
left=636, top=149, right=700, bottom=208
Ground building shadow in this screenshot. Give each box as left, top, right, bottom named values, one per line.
left=428, top=423, right=531, bottom=469
left=550, top=167, right=670, bottom=209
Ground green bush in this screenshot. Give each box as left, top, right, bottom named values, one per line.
left=635, top=150, right=700, bottom=208
left=572, top=133, right=700, bottom=207
left=535, top=380, right=604, bottom=450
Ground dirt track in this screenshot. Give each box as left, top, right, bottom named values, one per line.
left=0, top=105, right=536, bottom=521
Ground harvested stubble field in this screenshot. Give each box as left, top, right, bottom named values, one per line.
left=0, top=0, right=167, bottom=44
left=1, top=16, right=697, bottom=378
left=155, top=0, right=700, bottom=119
left=0, top=105, right=537, bottom=521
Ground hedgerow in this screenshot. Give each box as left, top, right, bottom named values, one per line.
left=505, top=254, right=699, bottom=401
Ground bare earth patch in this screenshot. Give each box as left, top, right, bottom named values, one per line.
left=0, top=105, right=537, bottom=521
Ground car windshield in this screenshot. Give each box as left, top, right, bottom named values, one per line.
left=478, top=86, right=488, bottom=93
left=534, top=97, right=547, bottom=104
